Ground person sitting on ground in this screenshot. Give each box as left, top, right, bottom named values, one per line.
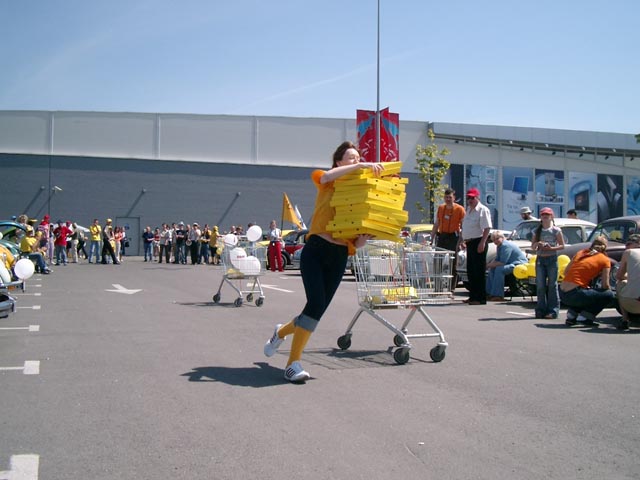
left=486, top=231, right=528, bottom=301
left=19, top=226, right=51, bottom=274
left=559, top=235, right=616, bottom=327
left=614, top=234, right=640, bottom=330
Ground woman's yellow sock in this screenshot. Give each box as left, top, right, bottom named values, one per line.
left=288, top=326, right=312, bottom=365
left=277, top=320, right=296, bottom=339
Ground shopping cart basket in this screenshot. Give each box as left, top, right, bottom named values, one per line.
left=213, top=241, right=267, bottom=307
left=337, top=240, right=452, bottom=364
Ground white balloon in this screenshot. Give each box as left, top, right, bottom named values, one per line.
left=229, top=247, right=247, bottom=268
left=14, top=258, right=35, bottom=280
left=223, top=233, right=238, bottom=246
left=237, top=255, right=261, bottom=275
left=246, top=225, right=263, bottom=242
left=0, top=231, right=3, bottom=240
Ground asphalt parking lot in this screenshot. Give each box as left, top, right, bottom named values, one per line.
left=1, top=259, right=639, bottom=480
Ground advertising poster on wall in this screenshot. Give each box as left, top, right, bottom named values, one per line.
left=568, top=171, right=597, bottom=222
left=465, top=164, right=498, bottom=227
left=534, top=169, right=564, bottom=217
left=502, top=166, right=534, bottom=231
left=627, top=176, right=640, bottom=215
left=596, top=174, right=623, bottom=222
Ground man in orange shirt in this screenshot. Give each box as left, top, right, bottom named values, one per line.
left=431, top=188, right=465, bottom=289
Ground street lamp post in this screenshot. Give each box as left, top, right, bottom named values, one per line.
left=375, top=0, right=381, bottom=163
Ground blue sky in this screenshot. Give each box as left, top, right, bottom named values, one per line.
left=1, top=0, right=638, bottom=134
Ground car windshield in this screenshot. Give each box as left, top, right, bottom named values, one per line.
left=0, top=225, right=20, bottom=245
left=588, top=221, right=639, bottom=244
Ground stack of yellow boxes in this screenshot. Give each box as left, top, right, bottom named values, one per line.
left=327, top=161, right=409, bottom=242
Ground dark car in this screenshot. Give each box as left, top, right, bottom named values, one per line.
left=561, top=215, right=640, bottom=264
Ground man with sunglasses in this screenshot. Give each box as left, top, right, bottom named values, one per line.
left=459, top=188, right=492, bottom=305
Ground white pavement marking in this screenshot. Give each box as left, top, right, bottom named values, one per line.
left=105, top=284, right=142, bottom=295
left=14, top=293, right=41, bottom=297
left=507, top=312, right=535, bottom=317
left=17, top=306, right=41, bottom=310
left=0, top=325, right=39, bottom=332
left=256, top=283, right=294, bottom=293
left=0, top=454, right=40, bottom=480
left=0, top=361, right=40, bottom=375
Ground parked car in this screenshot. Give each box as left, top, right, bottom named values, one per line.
left=0, top=221, right=29, bottom=256
left=263, top=228, right=307, bottom=270
left=456, top=218, right=595, bottom=287
left=400, top=223, right=434, bottom=245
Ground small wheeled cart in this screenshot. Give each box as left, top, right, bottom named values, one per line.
left=337, top=240, right=452, bottom=364
left=213, top=241, right=267, bottom=307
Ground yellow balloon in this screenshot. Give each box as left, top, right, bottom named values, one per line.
left=528, top=254, right=537, bottom=264
left=558, top=254, right=570, bottom=267
left=527, top=262, right=536, bottom=277
left=513, top=263, right=529, bottom=279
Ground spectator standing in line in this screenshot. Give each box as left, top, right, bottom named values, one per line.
left=486, top=231, right=528, bottom=301
left=142, top=226, right=154, bottom=262
left=38, top=214, right=53, bottom=263
left=199, top=224, right=211, bottom=265
left=615, top=234, right=640, bottom=330
left=459, top=188, right=492, bottom=305
left=263, top=141, right=382, bottom=383
left=210, top=226, right=221, bottom=265
left=53, top=220, right=72, bottom=266
left=566, top=209, right=578, bottom=219
left=188, top=223, right=201, bottom=265
left=75, top=224, right=88, bottom=261
left=520, top=206, right=538, bottom=221
left=101, top=218, right=119, bottom=265
left=559, top=235, right=615, bottom=327
left=159, top=224, right=172, bottom=264
left=174, top=222, right=187, bottom=264
left=267, top=220, right=284, bottom=272
left=113, top=226, right=124, bottom=262
left=531, top=207, right=565, bottom=319
left=88, top=218, right=102, bottom=264
left=152, top=227, right=161, bottom=261
left=431, top=188, right=465, bottom=289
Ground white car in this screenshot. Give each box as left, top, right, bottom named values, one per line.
left=456, top=218, right=595, bottom=287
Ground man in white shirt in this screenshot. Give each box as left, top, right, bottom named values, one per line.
left=460, top=188, right=492, bottom=305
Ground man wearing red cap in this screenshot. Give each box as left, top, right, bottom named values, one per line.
left=460, top=187, right=492, bottom=305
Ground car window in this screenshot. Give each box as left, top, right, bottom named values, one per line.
left=560, top=226, right=583, bottom=245
left=589, top=221, right=638, bottom=244
left=511, top=222, right=538, bottom=241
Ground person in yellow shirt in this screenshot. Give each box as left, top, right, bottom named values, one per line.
left=19, top=226, right=51, bottom=274
left=88, top=218, right=102, bottom=263
left=263, top=141, right=383, bottom=382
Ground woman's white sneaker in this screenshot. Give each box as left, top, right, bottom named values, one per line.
left=264, top=324, right=284, bottom=357
left=284, top=361, right=310, bottom=382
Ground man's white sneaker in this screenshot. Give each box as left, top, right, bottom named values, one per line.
left=284, top=361, right=310, bottom=382
left=264, top=324, right=284, bottom=357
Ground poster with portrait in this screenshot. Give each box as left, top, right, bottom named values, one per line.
left=465, top=164, right=498, bottom=228
left=567, top=171, right=597, bottom=223
left=502, top=166, right=534, bottom=231
left=534, top=169, right=564, bottom=217
left=596, top=174, right=623, bottom=222
left=627, top=176, right=640, bottom=215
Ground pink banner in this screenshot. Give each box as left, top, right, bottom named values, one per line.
left=356, top=108, right=399, bottom=163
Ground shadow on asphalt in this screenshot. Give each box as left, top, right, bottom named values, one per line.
left=181, top=362, right=289, bottom=387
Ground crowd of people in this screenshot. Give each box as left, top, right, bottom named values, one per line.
left=7, top=214, right=265, bottom=273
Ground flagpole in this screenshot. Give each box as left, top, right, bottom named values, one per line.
left=375, top=0, right=381, bottom=164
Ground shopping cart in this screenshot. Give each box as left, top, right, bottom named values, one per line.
left=212, top=241, right=267, bottom=307
left=337, top=240, right=452, bottom=364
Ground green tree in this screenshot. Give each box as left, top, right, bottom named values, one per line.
left=414, top=129, right=451, bottom=223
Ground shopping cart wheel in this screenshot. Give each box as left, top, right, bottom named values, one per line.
left=213, top=293, right=221, bottom=303
left=255, top=297, right=264, bottom=307
left=234, top=298, right=243, bottom=307
left=246, top=294, right=253, bottom=302
left=429, top=346, right=446, bottom=363
left=337, top=334, right=352, bottom=350
left=393, top=347, right=410, bottom=365
left=393, top=334, right=406, bottom=347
